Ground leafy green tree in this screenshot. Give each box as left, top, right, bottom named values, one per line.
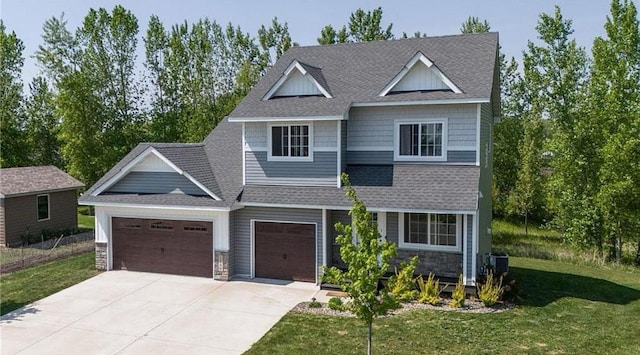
left=523, top=7, right=593, bottom=247
left=317, top=7, right=393, bottom=44
left=258, top=17, right=295, bottom=68
left=0, top=21, right=29, bottom=167
left=590, top=0, right=640, bottom=262
left=23, top=76, right=63, bottom=167
left=460, top=16, right=491, bottom=34
left=508, top=115, right=545, bottom=235
left=323, top=174, right=405, bottom=355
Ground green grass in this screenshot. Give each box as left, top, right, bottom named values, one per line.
left=246, top=257, right=640, bottom=355
left=77, top=205, right=95, bottom=230
left=0, top=252, right=98, bottom=315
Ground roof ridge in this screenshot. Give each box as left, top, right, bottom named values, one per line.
left=289, top=32, right=498, bottom=50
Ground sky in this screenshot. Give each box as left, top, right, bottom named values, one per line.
left=0, top=0, right=625, bottom=88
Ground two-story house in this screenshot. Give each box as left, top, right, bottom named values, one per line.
left=79, top=32, right=499, bottom=286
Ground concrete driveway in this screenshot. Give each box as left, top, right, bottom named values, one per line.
left=1, top=271, right=318, bottom=355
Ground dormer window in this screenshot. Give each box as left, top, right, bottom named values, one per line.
left=269, top=123, right=312, bottom=161
left=394, top=119, right=448, bottom=162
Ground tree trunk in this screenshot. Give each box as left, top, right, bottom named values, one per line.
left=367, top=321, right=372, bottom=355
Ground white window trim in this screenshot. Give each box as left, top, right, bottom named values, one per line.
left=398, top=212, right=462, bottom=252
left=267, top=122, right=314, bottom=162
left=36, top=194, right=50, bottom=221
left=394, top=118, right=448, bottom=162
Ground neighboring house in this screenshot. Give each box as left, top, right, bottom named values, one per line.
left=0, top=166, right=85, bottom=246
left=79, top=33, right=499, bottom=286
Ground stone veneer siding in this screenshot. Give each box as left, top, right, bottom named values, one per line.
left=394, top=249, right=463, bottom=279
left=214, top=251, right=229, bottom=281
left=95, top=242, right=107, bottom=270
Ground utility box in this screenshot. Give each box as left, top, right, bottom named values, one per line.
left=490, top=253, right=509, bottom=275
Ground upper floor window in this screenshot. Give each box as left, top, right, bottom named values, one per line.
left=37, top=194, right=49, bottom=221
left=394, top=119, right=447, bottom=162
left=269, top=124, right=312, bottom=161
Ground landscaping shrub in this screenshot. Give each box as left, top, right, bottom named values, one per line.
left=450, top=274, right=466, bottom=308
left=477, top=271, right=504, bottom=306
left=388, top=256, right=419, bottom=302
left=308, top=297, right=322, bottom=308
left=328, top=297, right=346, bottom=311
left=417, top=273, right=442, bottom=305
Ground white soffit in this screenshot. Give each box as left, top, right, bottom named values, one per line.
left=379, top=52, right=463, bottom=96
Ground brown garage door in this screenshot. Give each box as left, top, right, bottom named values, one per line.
left=112, top=217, right=213, bottom=278
left=255, top=221, right=316, bottom=282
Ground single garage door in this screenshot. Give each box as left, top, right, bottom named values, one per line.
left=254, top=221, right=316, bottom=282
left=112, top=217, right=213, bottom=278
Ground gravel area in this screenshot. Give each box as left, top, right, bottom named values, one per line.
left=293, top=298, right=515, bottom=317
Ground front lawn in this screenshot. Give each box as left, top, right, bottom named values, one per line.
left=0, top=252, right=98, bottom=315
left=246, top=257, right=640, bottom=354
left=77, top=205, right=95, bottom=230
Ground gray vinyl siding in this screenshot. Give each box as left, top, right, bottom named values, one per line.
left=106, top=171, right=206, bottom=196
left=386, top=212, right=399, bottom=243
left=466, top=214, right=474, bottom=281
left=228, top=212, right=235, bottom=278
left=347, top=104, right=477, bottom=151
left=340, top=120, right=348, bottom=172
left=477, top=102, right=493, bottom=263
left=245, top=151, right=337, bottom=187
left=346, top=150, right=476, bottom=165
left=232, top=207, right=323, bottom=279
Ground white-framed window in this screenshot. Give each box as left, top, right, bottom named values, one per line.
left=37, top=194, right=50, bottom=221
left=268, top=123, right=313, bottom=161
left=398, top=212, right=461, bottom=252
left=394, top=119, right=447, bottom=161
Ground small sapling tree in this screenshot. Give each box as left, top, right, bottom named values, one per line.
left=323, top=173, right=414, bottom=355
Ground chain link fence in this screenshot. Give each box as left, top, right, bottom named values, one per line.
left=0, top=231, right=95, bottom=274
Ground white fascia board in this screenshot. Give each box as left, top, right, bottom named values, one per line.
left=263, top=60, right=332, bottom=100
left=238, top=201, right=476, bottom=215
left=228, top=115, right=345, bottom=123
left=90, top=147, right=221, bottom=201
left=78, top=200, right=231, bottom=212
left=350, top=98, right=490, bottom=108
left=378, top=52, right=462, bottom=96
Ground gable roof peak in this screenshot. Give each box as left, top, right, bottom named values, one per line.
left=263, top=59, right=332, bottom=100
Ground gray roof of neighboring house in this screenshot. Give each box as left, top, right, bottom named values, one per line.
left=79, top=119, right=242, bottom=209
left=0, top=166, right=84, bottom=198
left=229, top=32, right=499, bottom=119
left=239, top=164, right=479, bottom=212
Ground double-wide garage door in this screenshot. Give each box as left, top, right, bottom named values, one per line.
left=112, top=217, right=213, bottom=278
left=254, top=221, right=316, bottom=282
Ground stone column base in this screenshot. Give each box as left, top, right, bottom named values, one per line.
left=214, top=251, right=229, bottom=281
left=95, top=242, right=107, bottom=270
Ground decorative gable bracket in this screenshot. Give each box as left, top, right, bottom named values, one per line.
left=91, top=147, right=221, bottom=200
left=379, top=52, right=463, bottom=96
left=263, top=60, right=333, bottom=100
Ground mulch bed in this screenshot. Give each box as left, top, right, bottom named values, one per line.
left=293, top=299, right=514, bottom=317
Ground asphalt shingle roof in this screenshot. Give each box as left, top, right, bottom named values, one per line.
left=230, top=32, right=499, bottom=119
left=0, top=166, right=84, bottom=197
left=240, top=164, right=479, bottom=212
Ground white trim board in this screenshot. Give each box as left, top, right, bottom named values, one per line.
left=228, top=115, right=345, bottom=123
left=379, top=52, right=463, bottom=96
left=262, top=60, right=333, bottom=100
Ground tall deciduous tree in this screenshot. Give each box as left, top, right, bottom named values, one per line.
left=258, top=17, right=294, bottom=69
left=460, top=16, right=491, bottom=34
left=323, top=174, right=406, bottom=355
left=23, top=76, right=63, bottom=167
left=0, top=21, right=29, bottom=167
left=590, top=0, right=640, bottom=262
left=317, top=7, right=393, bottom=44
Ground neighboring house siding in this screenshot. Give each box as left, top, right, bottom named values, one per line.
left=346, top=150, right=476, bottom=164
left=477, top=102, right=494, bottom=267
left=2, top=190, right=78, bottom=246
left=245, top=151, right=337, bottom=186
left=106, top=171, right=207, bottom=195
left=347, top=104, right=477, bottom=158
left=0, top=198, right=5, bottom=245
left=232, top=207, right=323, bottom=278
